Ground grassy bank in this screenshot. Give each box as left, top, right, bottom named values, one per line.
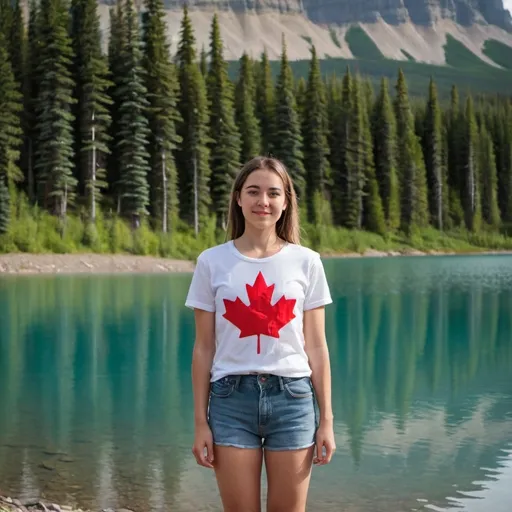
left=1, top=197, right=512, bottom=261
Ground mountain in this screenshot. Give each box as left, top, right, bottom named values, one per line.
left=95, top=0, right=512, bottom=68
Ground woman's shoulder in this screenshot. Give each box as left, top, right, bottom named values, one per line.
left=195, top=242, right=231, bottom=263
left=285, top=243, right=322, bottom=262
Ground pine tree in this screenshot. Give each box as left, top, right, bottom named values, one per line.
left=460, top=95, right=481, bottom=232
left=255, top=49, right=274, bottom=155
left=362, top=77, right=374, bottom=120
left=176, top=4, right=195, bottom=69
left=176, top=6, right=211, bottom=233
left=180, top=63, right=211, bottom=233
left=0, top=167, right=9, bottom=234
left=295, top=76, right=307, bottom=126
left=503, top=104, right=512, bottom=224
left=71, top=0, right=113, bottom=222
left=23, top=0, right=40, bottom=202
left=8, top=0, right=25, bottom=90
left=199, top=45, right=208, bottom=76
left=8, top=0, right=25, bottom=186
left=142, top=0, right=182, bottom=233
left=446, top=85, right=464, bottom=226
left=394, top=69, right=428, bottom=233
left=302, top=46, right=330, bottom=224
left=272, top=37, right=305, bottom=201
left=35, top=0, right=77, bottom=218
left=0, top=35, right=23, bottom=233
left=107, top=0, right=127, bottom=210
left=114, top=0, right=151, bottom=227
left=478, top=121, right=500, bottom=228
left=207, top=14, right=241, bottom=229
left=424, top=78, right=448, bottom=230
left=371, top=77, right=400, bottom=231
left=328, top=71, right=345, bottom=226
left=235, top=52, right=261, bottom=162
left=0, top=1, right=12, bottom=47
left=493, top=103, right=512, bottom=224
left=345, top=76, right=365, bottom=229
left=361, top=85, right=385, bottom=235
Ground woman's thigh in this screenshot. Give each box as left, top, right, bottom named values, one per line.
left=208, top=376, right=264, bottom=511
left=264, top=446, right=315, bottom=512
left=214, top=445, right=264, bottom=512
left=262, top=375, right=317, bottom=511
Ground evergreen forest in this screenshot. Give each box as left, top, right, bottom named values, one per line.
left=1, top=0, right=512, bottom=259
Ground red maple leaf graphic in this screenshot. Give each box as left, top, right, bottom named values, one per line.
left=223, top=271, right=296, bottom=354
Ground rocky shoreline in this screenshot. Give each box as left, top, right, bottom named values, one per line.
left=0, top=249, right=511, bottom=275
left=0, top=495, right=135, bottom=512
left=0, top=253, right=195, bottom=275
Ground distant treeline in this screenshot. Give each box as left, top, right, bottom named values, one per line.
left=0, top=0, right=511, bottom=256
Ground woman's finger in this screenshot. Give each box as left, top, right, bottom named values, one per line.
left=206, top=438, right=215, bottom=465
left=314, top=438, right=325, bottom=465
left=324, top=441, right=335, bottom=464
left=200, top=444, right=214, bottom=468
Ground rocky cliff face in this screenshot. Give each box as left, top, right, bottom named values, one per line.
left=163, top=0, right=304, bottom=13
left=303, top=0, right=511, bottom=31
left=477, top=0, right=512, bottom=30
left=154, top=0, right=512, bottom=31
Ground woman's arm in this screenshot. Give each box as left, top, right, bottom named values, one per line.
left=191, top=308, right=216, bottom=468
left=304, top=306, right=336, bottom=465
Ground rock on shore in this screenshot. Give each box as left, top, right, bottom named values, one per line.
left=0, top=495, right=134, bottom=512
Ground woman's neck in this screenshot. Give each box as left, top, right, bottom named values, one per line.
left=234, top=229, right=284, bottom=258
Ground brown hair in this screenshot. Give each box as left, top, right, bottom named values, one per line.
left=226, top=156, right=301, bottom=244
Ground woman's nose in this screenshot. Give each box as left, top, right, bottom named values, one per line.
left=258, top=195, right=269, bottom=206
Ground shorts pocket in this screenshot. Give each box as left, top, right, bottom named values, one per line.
left=210, top=377, right=235, bottom=398
left=283, top=377, right=313, bottom=398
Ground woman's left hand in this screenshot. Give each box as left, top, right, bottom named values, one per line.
left=313, top=421, right=336, bottom=466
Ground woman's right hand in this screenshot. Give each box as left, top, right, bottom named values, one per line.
left=192, top=422, right=215, bottom=469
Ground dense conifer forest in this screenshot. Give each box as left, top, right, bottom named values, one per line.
left=0, top=0, right=511, bottom=258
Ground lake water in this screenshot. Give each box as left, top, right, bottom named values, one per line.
left=1, top=255, right=511, bottom=512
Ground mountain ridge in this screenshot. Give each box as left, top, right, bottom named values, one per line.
left=119, top=0, right=512, bottom=31
left=94, top=0, right=512, bottom=68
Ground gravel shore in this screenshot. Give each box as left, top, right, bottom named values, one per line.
left=0, top=495, right=135, bottom=512
left=0, top=253, right=195, bottom=275
left=1, top=249, right=511, bottom=276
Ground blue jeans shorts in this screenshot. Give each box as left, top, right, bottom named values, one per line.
left=208, top=373, right=318, bottom=451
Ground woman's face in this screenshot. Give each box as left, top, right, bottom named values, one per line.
left=237, top=169, right=287, bottom=231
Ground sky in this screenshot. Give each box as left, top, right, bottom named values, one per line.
left=505, top=0, right=512, bottom=15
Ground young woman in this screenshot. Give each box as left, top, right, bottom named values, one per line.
left=185, top=156, right=335, bottom=512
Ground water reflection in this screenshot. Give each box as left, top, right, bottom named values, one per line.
left=0, top=256, right=511, bottom=511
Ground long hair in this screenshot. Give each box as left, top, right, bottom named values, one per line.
left=226, top=156, right=301, bottom=244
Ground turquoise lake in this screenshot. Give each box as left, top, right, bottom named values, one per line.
left=1, top=255, right=511, bottom=511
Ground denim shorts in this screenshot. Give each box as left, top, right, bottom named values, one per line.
left=208, top=373, right=318, bottom=451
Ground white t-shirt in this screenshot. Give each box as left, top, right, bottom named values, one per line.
left=185, top=240, right=332, bottom=382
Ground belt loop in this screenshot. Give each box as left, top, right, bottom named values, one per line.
left=278, top=376, right=284, bottom=391
left=234, top=375, right=241, bottom=390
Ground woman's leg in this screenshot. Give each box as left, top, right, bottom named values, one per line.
left=214, top=446, right=264, bottom=512
left=261, top=375, right=318, bottom=512
left=208, top=376, right=264, bottom=511
left=264, top=446, right=315, bottom=512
